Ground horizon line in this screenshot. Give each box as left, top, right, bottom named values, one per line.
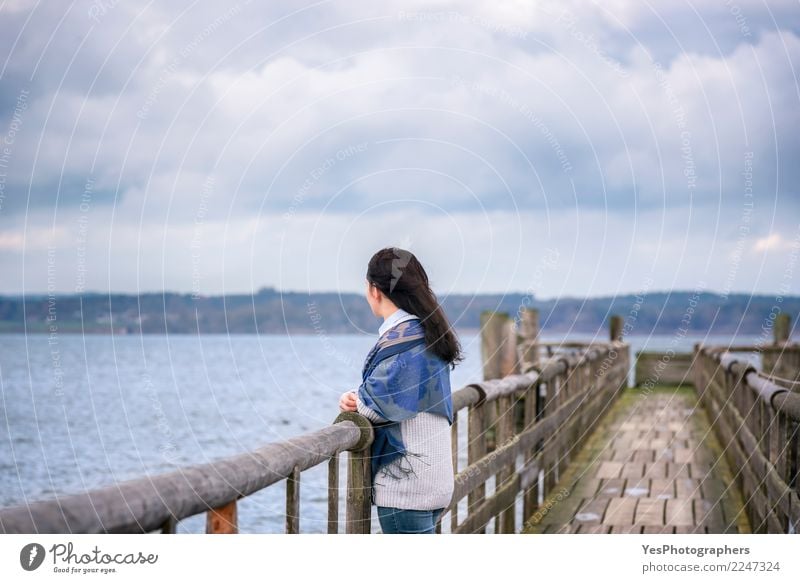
left=0, top=287, right=792, bottom=302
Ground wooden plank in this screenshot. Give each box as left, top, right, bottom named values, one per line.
left=610, top=525, right=642, bottom=533
left=650, top=478, right=675, bottom=499
left=666, top=462, right=691, bottom=479
left=495, top=394, right=517, bottom=534
left=467, top=403, right=487, bottom=533
left=286, top=465, right=300, bottom=534
left=577, top=524, right=609, bottom=533
left=159, top=515, right=176, bottom=534
left=694, top=498, right=724, bottom=533
left=621, top=463, right=645, bottom=479
left=327, top=454, right=338, bottom=534
left=675, top=478, right=701, bottom=499
left=450, top=415, right=459, bottom=532
left=534, top=493, right=584, bottom=526
left=574, top=498, right=609, bottom=525
left=206, top=500, right=238, bottom=534
left=597, top=461, right=623, bottom=479
left=624, top=479, right=650, bottom=497
left=643, top=462, right=667, bottom=479
left=642, top=525, right=673, bottom=534
left=689, top=463, right=712, bottom=479
left=345, top=449, right=371, bottom=533
left=570, top=477, right=602, bottom=497
left=596, top=478, right=626, bottom=497
left=603, top=498, right=637, bottom=525
left=632, top=450, right=655, bottom=463
left=789, top=492, right=800, bottom=534
left=665, top=499, right=694, bottom=526
left=455, top=474, right=520, bottom=534
left=635, top=498, right=665, bottom=526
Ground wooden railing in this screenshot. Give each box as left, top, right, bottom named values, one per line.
left=0, top=308, right=631, bottom=534
left=442, top=338, right=630, bottom=533
left=0, top=414, right=375, bottom=534
left=693, top=343, right=800, bottom=533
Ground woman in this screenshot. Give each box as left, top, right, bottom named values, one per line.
left=339, top=247, right=464, bottom=534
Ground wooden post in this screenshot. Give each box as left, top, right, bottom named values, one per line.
left=481, top=310, right=509, bottom=380
left=206, top=500, right=238, bottom=534
left=519, top=307, right=541, bottom=521
left=333, top=412, right=374, bottom=534
left=467, top=402, right=487, bottom=534
left=500, top=316, right=520, bottom=376
left=327, top=454, right=339, bottom=534
left=481, top=311, right=509, bottom=456
left=762, top=313, right=799, bottom=391
left=609, top=314, right=624, bottom=342
left=522, top=380, right=539, bottom=520
left=774, top=313, right=791, bottom=344
left=450, top=413, right=459, bottom=532
left=286, top=465, right=300, bottom=533
left=159, top=515, right=176, bottom=534
left=481, top=310, right=515, bottom=533
left=519, top=307, right=540, bottom=372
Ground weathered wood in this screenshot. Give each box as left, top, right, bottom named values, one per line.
left=467, top=402, right=487, bottom=533
left=159, top=515, right=176, bottom=534
left=609, top=315, right=624, bottom=342
left=518, top=307, right=540, bottom=372
left=635, top=351, right=694, bottom=387
left=695, top=345, right=800, bottom=533
left=0, top=336, right=638, bottom=537
left=522, top=381, right=539, bottom=518
left=665, top=498, right=693, bottom=526
left=774, top=313, right=792, bottom=344
left=286, top=465, right=300, bottom=534
left=480, top=310, right=508, bottom=381
left=604, top=498, right=637, bottom=525
left=327, top=454, right=339, bottom=534
left=495, top=394, right=516, bottom=533
left=0, top=420, right=364, bottom=534
left=455, top=474, right=521, bottom=534
left=635, top=498, right=665, bottom=526
left=574, top=498, right=609, bottom=525
left=206, top=500, right=238, bottom=534
left=450, top=413, right=459, bottom=532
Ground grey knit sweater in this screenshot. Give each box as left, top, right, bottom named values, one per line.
left=357, top=395, right=454, bottom=510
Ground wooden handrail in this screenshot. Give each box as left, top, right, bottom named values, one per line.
left=694, top=344, right=800, bottom=533
left=0, top=418, right=370, bottom=534
left=0, top=327, right=630, bottom=534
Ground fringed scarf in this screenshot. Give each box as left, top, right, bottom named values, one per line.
left=358, top=318, right=454, bottom=483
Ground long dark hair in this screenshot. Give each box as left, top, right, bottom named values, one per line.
left=367, top=247, right=464, bottom=369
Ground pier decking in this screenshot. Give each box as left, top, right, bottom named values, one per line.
left=522, top=385, right=750, bottom=533
left=1, top=310, right=797, bottom=534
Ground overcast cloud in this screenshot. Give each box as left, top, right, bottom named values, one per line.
left=0, top=0, right=798, bottom=298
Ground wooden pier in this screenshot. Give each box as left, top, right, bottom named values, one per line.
left=0, top=310, right=798, bottom=534
left=521, top=385, right=750, bottom=533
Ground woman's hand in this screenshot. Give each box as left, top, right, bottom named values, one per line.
left=339, top=390, right=357, bottom=412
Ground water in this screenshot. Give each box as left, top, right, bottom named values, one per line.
left=0, top=331, right=769, bottom=532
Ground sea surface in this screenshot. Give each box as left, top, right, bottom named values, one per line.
left=0, top=331, right=770, bottom=532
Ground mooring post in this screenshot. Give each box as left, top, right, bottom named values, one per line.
left=609, top=314, right=624, bottom=342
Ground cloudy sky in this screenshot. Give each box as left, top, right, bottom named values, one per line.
left=0, top=0, right=798, bottom=298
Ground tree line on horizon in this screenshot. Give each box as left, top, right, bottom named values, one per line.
left=0, top=287, right=796, bottom=337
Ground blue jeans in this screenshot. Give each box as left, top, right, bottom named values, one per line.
left=377, top=506, right=444, bottom=534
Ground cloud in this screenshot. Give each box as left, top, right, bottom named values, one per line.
left=0, top=0, right=797, bottom=295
